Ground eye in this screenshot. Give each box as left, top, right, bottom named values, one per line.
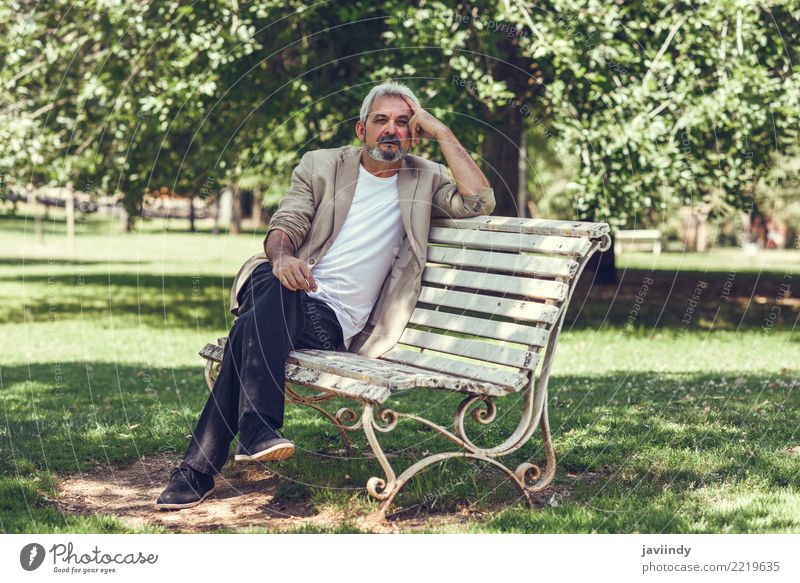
left=397, top=120, right=407, bottom=127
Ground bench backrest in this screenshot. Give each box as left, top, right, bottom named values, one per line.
left=379, top=216, right=611, bottom=391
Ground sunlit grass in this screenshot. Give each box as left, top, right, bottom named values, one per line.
left=0, top=221, right=798, bottom=533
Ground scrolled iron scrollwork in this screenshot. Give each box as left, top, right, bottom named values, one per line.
left=514, top=462, right=543, bottom=487
left=372, top=407, right=399, bottom=433
left=334, top=406, right=362, bottom=431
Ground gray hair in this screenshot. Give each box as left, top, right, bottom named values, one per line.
left=359, top=81, right=421, bottom=124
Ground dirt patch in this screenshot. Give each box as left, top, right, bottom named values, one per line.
left=55, top=453, right=539, bottom=533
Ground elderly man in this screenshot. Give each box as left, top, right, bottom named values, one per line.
left=156, top=80, right=495, bottom=510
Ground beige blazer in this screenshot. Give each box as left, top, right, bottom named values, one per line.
left=229, top=144, right=495, bottom=358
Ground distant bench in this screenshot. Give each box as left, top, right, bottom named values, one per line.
left=615, top=229, right=662, bottom=255
left=200, top=216, right=611, bottom=518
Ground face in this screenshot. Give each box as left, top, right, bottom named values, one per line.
left=356, top=94, right=414, bottom=162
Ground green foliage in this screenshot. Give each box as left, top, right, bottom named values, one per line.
left=2, top=1, right=798, bottom=224
left=528, top=1, right=800, bottom=227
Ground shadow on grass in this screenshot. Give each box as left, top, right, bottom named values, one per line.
left=1, top=269, right=234, bottom=329
left=2, top=360, right=798, bottom=532
left=4, top=264, right=799, bottom=333
left=0, top=258, right=146, bottom=266
left=567, top=268, right=799, bottom=330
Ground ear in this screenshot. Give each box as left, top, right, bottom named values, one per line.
left=355, top=120, right=366, bottom=143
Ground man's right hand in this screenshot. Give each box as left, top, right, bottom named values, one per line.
left=272, top=256, right=318, bottom=292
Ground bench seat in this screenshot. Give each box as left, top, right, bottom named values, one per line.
left=200, top=344, right=526, bottom=404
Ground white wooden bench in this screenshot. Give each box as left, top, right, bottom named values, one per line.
left=616, top=229, right=662, bottom=255
left=200, top=216, right=610, bottom=517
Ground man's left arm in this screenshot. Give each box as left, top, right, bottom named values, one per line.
left=404, top=101, right=495, bottom=218
left=431, top=128, right=495, bottom=218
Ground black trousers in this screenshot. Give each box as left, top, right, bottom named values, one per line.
left=183, top=261, right=344, bottom=476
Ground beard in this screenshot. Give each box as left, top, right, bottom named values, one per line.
left=366, top=136, right=407, bottom=162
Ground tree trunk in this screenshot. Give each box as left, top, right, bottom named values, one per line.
left=188, top=193, right=196, bottom=232
left=586, top=235, right=618, bottom=285
left=251, top=184, right=262, bottom=226
left=66, top=189, right=75, bottom=253
left=230, top=190, right=242, bottom=235
left=212, top=195, right=220, bottom=235
left=516, top=131, right=530, bottom=218
left=480, top=105, right=525, bottom=217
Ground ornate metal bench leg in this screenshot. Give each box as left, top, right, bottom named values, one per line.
left=285, top=385, right=356, bottom=455
left=362, top=400, right=537, bottom=519
left=361, top=404, right=398, bottom=518
left=525, top=402, right=556, bottom=494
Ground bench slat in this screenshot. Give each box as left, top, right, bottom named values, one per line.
left=295, top=350, right=515, bottom=397
left=399, top=328, right=540, bottom=371
left=428, top=246, right=578, bottom=278
left=285, top=364, right=391, bottom=404
left=409, top=307, right=550, bottom=347
left=287, top=350, right=422, bottom=389
left=381, top=348, right=530, bottom=390
left=429, top=227, right=593, bottom=257
left=431, top=216, right=610, bottom=238
left=418, top=286, right=560, bottom=324
left=422, top=266, right=568, bottom=301
left=200, top=343, right=224, bottom=363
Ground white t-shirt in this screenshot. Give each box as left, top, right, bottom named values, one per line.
left=305, top=162, right=406, bottom=349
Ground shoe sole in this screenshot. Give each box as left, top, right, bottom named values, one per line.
left=234, top=443, right=295, bottom=462
left=155, top=486, right=216, bottom=511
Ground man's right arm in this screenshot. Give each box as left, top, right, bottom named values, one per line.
left=265, top=229, right=316, bottom=292
left=263, top=151, right=318, bottom=292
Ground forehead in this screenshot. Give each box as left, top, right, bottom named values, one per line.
left=368, top=94, right=413, bottom=119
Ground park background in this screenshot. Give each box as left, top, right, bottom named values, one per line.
left=1, top=0, right=798, bottom=533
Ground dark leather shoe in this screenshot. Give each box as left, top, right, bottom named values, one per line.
left=235, top=426, right=295, bottom=462
left=155, top=463, right=215, bottom=510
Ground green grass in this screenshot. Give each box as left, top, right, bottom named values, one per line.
left=1, top=212, right=798, bottom=533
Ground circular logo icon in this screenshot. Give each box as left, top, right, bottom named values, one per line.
left=20, top=543, right=46, bottom=571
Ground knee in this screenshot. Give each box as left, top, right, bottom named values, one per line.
left=227, top=313, right=250, bottom=347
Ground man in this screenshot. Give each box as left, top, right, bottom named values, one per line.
left=156, top=80, right=495, bottom=510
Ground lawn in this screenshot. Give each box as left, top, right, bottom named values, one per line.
left=1, top=212, right=798, bottom=533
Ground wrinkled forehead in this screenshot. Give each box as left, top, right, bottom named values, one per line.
left=368, top=95, right=413, bottom=121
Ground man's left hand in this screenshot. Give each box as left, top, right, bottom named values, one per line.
left=403, top=97, right=451, bottom=148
